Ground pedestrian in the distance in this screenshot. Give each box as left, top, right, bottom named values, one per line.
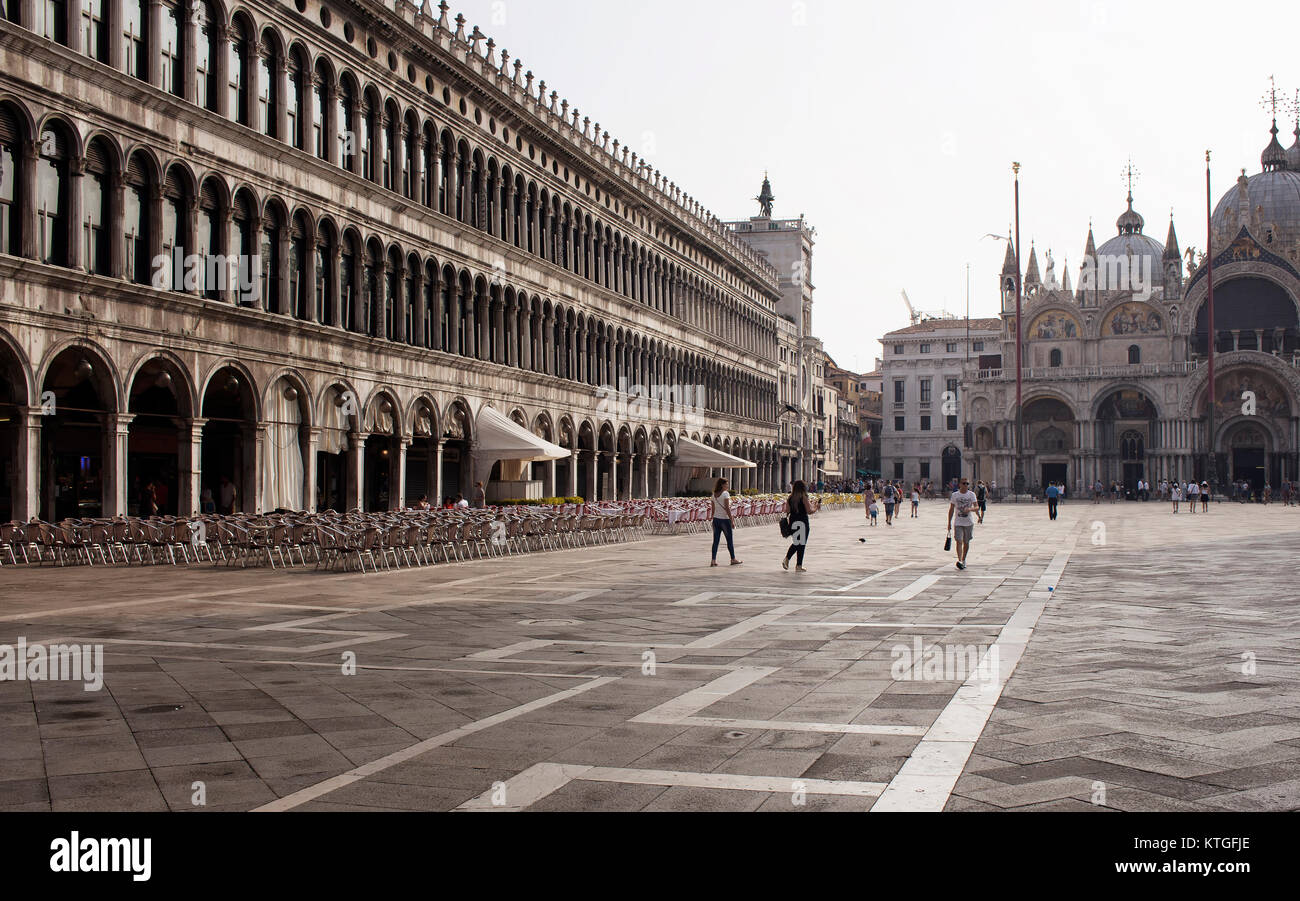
left=1171, top=482, right=1181, bottom=513
left=1200, top=481, right=1210, bottom=511
left=975, top=480, right=987, bottom=524
left=883, top=482, right=896, bottom=525
left=910, top=484, right=920, bottom=518
left=710, top=477, right=742, bottom=567
left=1045, top=481, right=1059, bottom=520
left=782, top=479, right=817, bottom=572
left=1186, top=478, right=1199, bottom=513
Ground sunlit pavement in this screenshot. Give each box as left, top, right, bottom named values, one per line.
left=1, top=498, right=1297, bottom=811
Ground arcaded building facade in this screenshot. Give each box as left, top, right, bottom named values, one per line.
left=0, top=0, right=790, bottom=520
left=962, top=118, right=1300, bottom=493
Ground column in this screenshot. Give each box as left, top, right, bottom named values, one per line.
left=411, top=264, right=425, bottom=348
left=586, top=449, right=598, bottom=503
left=640, top=453, right=649, bottom=499
left=15, top=409, right=42, bottom=522
left=179, top=418, right=207, bottom=516
left=447, top=282, right=462, bottom=356
left=147, top=0, right=164, bottom=90
left=391, top=437, right=409, bottom=510
left=19, top=140, right=38, bottom=259
left=304, top=426, right=320, bottom=513
left=347, top=431, right=366, bottom=511
left=568, top=448, right=578, bottom=498
left=652, top=454, right=663, bottom=498
left=545, top=460, right=556, bottom=499
left=248, top=423, right=266, bottom=514
left=104, top=413, right=135, bottom=517
left=609, top=452, right=619, bottom=501
left=67, top=158, right=84, bottom=277
left=432, top=439, right=444, bottom=506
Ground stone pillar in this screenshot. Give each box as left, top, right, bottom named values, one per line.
left=104, top=413, right=135, bottom=517
left=299, top=426, right=320, bottom=512
left=640, top=453, right=650, bottom=499
left=545, top=460, right=556, bottom=499
left=275, top=56, right=291, bottom=144
left=569, top=448, right=579, bottom=498
left=67, top=158, right=84, bottom=274
left=15, top=409, right=42, bottom=522
left=179, top=417, right=207, bottom=516
left=392, top=437, right=409, bottom=511
left=348, top=431, right=366, bottom=511
left=586, top=449, right=598, bottom=503
left=248, top=423, right=266, bottom=513
left=432, top=439, right=443, bottom=505
left=609, top=452, right=619, bottom=501
left=147, top=0, right=164, bottom=90
left=109, top=0, right=125, bottom=70
left=19, top=140, right=38, bottom=259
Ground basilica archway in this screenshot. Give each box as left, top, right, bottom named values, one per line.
left=201, top=365, right=257, bottom=514
left=1023, top=395, right=1076, bottom=492
left=1096, top=389, right=1156, bottom=491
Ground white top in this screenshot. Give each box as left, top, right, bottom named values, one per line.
left=712, top=491, right=731, bottom=519
left=951, top=490, right=978, bottom=527
left=1187, top=482, right=1199, bottom=495
left=911, top=491, right=919, bottom=502
left=456, top=498, right=470, bottom=508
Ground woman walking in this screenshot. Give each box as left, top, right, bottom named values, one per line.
left=1171, top=481, right=1181, bottom=513
left=710, top=478, right=743, bottom=567
left=782, top=480, right=817, bottom=572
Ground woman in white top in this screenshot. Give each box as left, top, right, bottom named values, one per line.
left=710, top=478, right=742, bottom=567
left=1171, top=483, right=1181, bottom=513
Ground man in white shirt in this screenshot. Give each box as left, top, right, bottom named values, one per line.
left=946, top=477, right=978, bottom=571
left=1186, top=479, right=1199, bottom=513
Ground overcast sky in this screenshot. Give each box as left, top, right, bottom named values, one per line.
left=447, top=0, right=1297, bottom=373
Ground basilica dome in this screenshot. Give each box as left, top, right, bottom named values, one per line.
left=1210, top=121, right=1300, bottom=252
left=1095, top=194, right=1166, bottom=287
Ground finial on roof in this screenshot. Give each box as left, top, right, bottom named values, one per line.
left=1164, top=213, right=1180, bottom=260
left=453, top=13, right=466, bottom=42
left=756, top=174, right=775, bottom=217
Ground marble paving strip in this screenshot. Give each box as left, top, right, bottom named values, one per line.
left=253, top=675, right=620, bottom=812
left=872, top=534, right=1079, bottom=812
left=455, top=762, right=887, bottom=810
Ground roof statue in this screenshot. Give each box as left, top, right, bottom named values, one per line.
left=756, top=173, right=775, bottom=218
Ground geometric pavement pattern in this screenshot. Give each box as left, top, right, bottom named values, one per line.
left=0, top=499, right=1296, bottom=812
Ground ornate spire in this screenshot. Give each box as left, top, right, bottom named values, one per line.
left=1061, top=256, right=1072, bottom=293
left=1164, top=213, right=1180, bottom=261
left=1262, top=119, right=1288, bottom=172
left=1023, top=242, right=1041, bottom=289
left=1000, top=231, right=1017, bottom=276
left=755, top=172, right=775, bottom=218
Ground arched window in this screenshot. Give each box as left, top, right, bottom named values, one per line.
left=315, top=221, right=335, bottom=325
left=336, top=79, right=355, bottom=170
left=35, top=126, right=71, bottom=266
left=360, top=100, right=375, bottom=182
left=257, top=40, right=276, bottom=137
left=384, top=249, right=398, bottom=337
left=364, top=242, right=380, bottom=336
left=0, top=106, right=24, bottom=256
left=81, top=0, right=108, bottom=62
left=160, top=169, right=189, bottom=289
left=194, top=1, right=218, bottom=112
left=1128, top=344, right=1140, bottom=364
left=231, top=191, right=256, bottom=303
left=228, top=20, right=250, bottom=125
left=83, top=140, right=112, bottom=275
left=34, top=0, right=68, bottom=45
left=423, top=261, right=436, bottom=349
left=381, top=105, right=397, bottom=191
left=260, top=205, right=282, bottom=311
left=286, top=50, right=306, bottom=150
left=290, top=213, right=308, bottom=319
left=420, top=126, right=433, bottom=207
left=340, top=233, right=358, bottom=331
left=312, top=66, right=329, bottom=160
left=122, top=0, right=147, bottom=80
left=196, top=181, right=222, bottom=299
left=1049, top=348, right=1062, bottom=367
left=123, top=153, right=151, bottom=284
left=159, top=1, right=182, bottom=97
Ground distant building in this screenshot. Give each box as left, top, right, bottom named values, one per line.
left=880, top=318, right=1001, bottom=486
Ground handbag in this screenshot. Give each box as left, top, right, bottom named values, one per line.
left=779, top=516, right=793, bottom=538
left=944, top=531, right=953, bottom=551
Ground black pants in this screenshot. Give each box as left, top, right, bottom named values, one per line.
left=1047, top=497, right=1058, bottom=519
left=784, top=520, right=809, bottom=566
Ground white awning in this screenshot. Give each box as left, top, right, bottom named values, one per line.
left=819, top=468, right=843, bottom=477
left=475, top=405, right=569, bottom=462
left=671, top=436, right=756, bottom=469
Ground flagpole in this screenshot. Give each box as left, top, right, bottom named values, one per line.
left=1013, top=163, right=1025, bottom=497
left=1205, top=150, right=1217, bottom=492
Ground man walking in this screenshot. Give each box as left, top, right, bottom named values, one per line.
left=1045, top=481, right=1060, bottom=520
left=946, top=477, right=978, bottom=571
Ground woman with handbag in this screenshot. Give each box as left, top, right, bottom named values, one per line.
left=710, top=478, right=743, bottom=567
left=782, top=480, right=817, bottom=572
